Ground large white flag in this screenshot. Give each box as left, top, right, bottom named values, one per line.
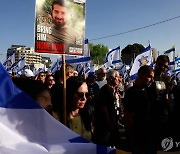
left=0, top=63, right=115, bottom=154
left=130, top=45, right=153, bottom=80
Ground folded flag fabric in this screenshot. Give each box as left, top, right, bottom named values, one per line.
left=0, top=63, right=116, bottom=154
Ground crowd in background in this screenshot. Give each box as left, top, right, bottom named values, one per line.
left=9, top=54, right=180, bottom=153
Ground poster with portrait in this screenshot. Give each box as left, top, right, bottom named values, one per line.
left=35, top=0, right=86, bottom=55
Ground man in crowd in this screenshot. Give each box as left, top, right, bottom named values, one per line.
left=124, top=65, right=155, bottom=154
left=47, top=0, right=81, bottom=45
left=93, top=69, right=122, bottom=149
left=51, top=64, right=74, bottom=123
left=95, top=67, right=107, bottom=89
left=147, top=55, right=172, bottom=150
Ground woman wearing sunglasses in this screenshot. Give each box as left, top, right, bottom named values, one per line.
left=66, top=76, right=93, bottom=141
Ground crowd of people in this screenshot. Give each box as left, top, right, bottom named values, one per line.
left=10, top=54, right=180, bottom=153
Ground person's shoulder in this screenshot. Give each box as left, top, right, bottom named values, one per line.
left=51, top=82, right=63, bottom=90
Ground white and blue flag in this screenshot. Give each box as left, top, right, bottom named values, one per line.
left=3, top=50, right=15, bottom=70
left=8, top=57, right=25, bottom=73
left=130, top=45, right=153, bottom=80
left=174, top=57, right=180, bottom=73
left=76, top=63, right=84, bottom=75
left=164, top=46, right=175, bottom=69
left=117, top=64, right=128, bottom=80
left=84, top=62, right=91, bottom=75
left=57, top=55, right=91, bottom=66
left=90, top=64, right=95, bottom=73
left=0, top=63, right=116, bottom=154
left=48, top=60, right=59, bottom=74
left=104, top=46, right=121, bottom=68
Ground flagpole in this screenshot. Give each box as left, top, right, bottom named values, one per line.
left=82, top=64, right=86, bottom=79
left=173, top=46, right=176, bottom=79
left=62, top=54, right=67, bottom=126
left=118, top=46, right=121, bottom=69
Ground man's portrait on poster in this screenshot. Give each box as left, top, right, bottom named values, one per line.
left=35, top=0, right=85, bottom=54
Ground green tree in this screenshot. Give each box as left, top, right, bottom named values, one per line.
left=89, top=43, right=108, bottom=65
left=121, top=43, right=145, bottom=65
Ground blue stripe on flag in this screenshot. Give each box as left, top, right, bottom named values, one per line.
left=169, top=61, right=175, bottom=65
left=69, top=136, right=89, bottom=143
left=138, top=44, right=151, bottom=55
left=97, top=145, right=116, bottom=154
left=112, top=59, right=121, bottom=64
left=59, top=57, right=90, bottom=65
left=164, top=47, right=175, bottom=54
left=173, top=68, right=180, bottom=72
left=130, top=72, right=138, bottom=81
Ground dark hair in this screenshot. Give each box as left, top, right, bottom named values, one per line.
left=53, top=70, right=61, bottom=82
left=66, top=76, right=86, bottom=103
left=44, top=75, right=54, bottom=89
left=138, top=65, right=153, bottom=76
left=156, top=55, right=170, bottom=64
left=54, top=64, right=74, bottom=81
left=52, top=0, right=66, bottom=10
left=66, top=76, right=92, bottom=131
left=12, top=78, right=47, bottom=101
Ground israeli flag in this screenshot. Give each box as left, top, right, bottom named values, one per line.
left=9, top=57, right=25, bottom=73
left=76, top=63, right=84, bottom=75
left=117, top=64, right=128, bottom=80
left=3, top=50, right=16, bottom=70
left=0, top=62, right=115, bottom=154
left=90, top=64, right=95, bottom=73
left=130, top=45, right=153, bottom=80
left=48, top=61, right=58, bottom=73
left=57, top=55, right=91, bottom=65
left=174, top=57, right=180, bottom=73
left=104, top=46, right=121, bottom=68
left=34, top=67, right=43, bottom=75
left=84, top=62, right=91, bottom=75
left=164, top=46, right=175, bottom=69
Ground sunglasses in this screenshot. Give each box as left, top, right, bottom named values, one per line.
left=75, top=92, right=90, bottom=99
left=40, top=75, right=46, bottom=77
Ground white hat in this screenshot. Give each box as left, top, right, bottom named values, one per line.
left=24, top=69, right=34, bottom=77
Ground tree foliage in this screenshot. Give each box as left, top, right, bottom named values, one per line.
left=89, top=43, right=109, bottom=65
left=121, top=43, right=145, bottom=65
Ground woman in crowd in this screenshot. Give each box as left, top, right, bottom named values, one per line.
left=66, top=76, right=94, bottom=141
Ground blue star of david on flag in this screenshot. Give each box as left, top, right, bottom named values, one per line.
left=138, top=55, right=149, bottom=66
left=130, top=44, right=152, bottom=81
